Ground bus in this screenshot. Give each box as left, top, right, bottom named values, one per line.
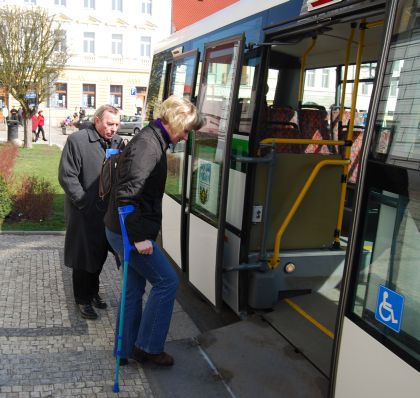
left=144, top=0, right=419, bottom=396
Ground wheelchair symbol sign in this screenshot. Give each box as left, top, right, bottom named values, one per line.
left=375, top=285, right=405, bottom=333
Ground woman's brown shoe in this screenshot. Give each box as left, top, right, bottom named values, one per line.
left=132, top=346, right=174, bottom=366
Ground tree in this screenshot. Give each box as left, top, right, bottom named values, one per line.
left=0, top=6, right=69, bottom=148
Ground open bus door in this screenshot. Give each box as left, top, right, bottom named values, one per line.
left=161, top=50, right=199, bottom=271
left=187, top=35, right=245, bottom=308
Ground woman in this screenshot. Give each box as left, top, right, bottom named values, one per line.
left=36, top=110, right=47, bottom=141
left=105, top=95, right=204, bottom=366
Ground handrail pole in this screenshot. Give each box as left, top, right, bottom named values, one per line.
left=298, top=37, right=317, bottom=104
left=261, top=138, right=345, bottom=147
left=339, top=23, right=356, bottom=122
left=334, top=19, right=366, bottom=246
left=268, top=159, right=349, bottom=268
left=259, top=146, right=276, bottom=264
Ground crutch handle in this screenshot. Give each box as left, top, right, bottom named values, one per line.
left=118, top=205, right=135, bottom=261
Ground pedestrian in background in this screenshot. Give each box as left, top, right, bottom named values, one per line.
left=105, top=95, right=204, bottom=366
left=18, top=107, right=23, bottom=123
left=36, top=110, right=47, bottom=141
left=2, top=106, right=8, bottom=124
left=58, top=105, right=124, bottom=320
left=31, top=113, right=38, bottom=142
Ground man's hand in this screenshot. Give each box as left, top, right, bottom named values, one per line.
left=134, top=240, right=153, bottom=255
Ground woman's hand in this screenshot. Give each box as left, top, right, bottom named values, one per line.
left=134, top=240, right=153, bottom=255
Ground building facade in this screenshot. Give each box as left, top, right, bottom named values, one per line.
left=1, top=0, right=171, bottom=125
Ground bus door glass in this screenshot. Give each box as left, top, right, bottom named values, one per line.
left=335, top=1, right=420, bottom=395
left=162, top=50, right=199, bottom=270
left=188, top=35, right=244, bottom=307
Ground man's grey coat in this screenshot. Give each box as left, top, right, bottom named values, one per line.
left=58, top=125, right=123, bottom=273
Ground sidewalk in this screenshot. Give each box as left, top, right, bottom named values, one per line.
left=0, top=123, right=72, bottom=149
left=0, top=233, right=230, bottom=398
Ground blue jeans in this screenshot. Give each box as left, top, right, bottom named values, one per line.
left=106, top=228, right=179, bottom=357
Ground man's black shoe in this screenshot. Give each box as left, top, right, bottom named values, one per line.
left=78, top=304, right=98, bottom=320
left=92, top=294, right=108, bottom=309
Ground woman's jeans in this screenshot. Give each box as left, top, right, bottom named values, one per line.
left=106, top=228, right=179, bottom=357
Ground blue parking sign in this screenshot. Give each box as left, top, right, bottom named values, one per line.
left=375, top=285, right=405, bottom=333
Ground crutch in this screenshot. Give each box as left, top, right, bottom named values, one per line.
left=113, top=204, right=135, bottom=393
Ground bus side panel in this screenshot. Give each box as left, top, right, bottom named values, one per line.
left=335, top=318, right=420, bottom=398
left=188, top=214, right=218, bottom=305
left=162, top=194, right=182, bottom=268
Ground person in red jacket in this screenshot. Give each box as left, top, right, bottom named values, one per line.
left=31, top=113, right=39, bottom=142
left=36, top=110, right=47, bottom=141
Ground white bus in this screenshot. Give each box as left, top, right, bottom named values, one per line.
left=144, top=0, right=419, bottom=396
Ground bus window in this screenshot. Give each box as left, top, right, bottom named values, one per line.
left=302, top=66, right=337, bottom=109
left=349, top=0, right=420, bottom=368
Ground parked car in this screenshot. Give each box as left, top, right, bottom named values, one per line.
left=74, top=115, right=94, bottom=130
left=118, top=115, right=142, bottom=135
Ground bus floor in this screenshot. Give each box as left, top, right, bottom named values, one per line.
left=143, top=268, right=332, bottom=398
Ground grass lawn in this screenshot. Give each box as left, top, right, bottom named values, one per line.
left=1, top=144, right=65, bottom=231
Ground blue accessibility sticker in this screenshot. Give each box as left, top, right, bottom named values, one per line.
left=375, top=285, right=405, bottom=333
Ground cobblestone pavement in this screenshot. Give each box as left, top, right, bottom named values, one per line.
left=0, top=234, right=200, bottom=398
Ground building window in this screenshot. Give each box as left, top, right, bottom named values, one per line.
left=24, top=0, right=36, bottom=4
left=321, top=69, right=330, bottom=88
left=50, top=83, right=67, bottom=108
left=305, top=69, right=316, bottom=88
left=135, top=86, right=147, bottom=114
left=110, top=85, right=122, bottom=108
left=84, top=0, right=95, bottom=9
left=112, top=34, right=123, bottom=56
left=112, top=0, right=122, bottom=11
left=83, top=32, right=95, bottom=54
left=141, top=0, right=152, bottom=15
left=140, top=36, right=151, bottom=57
left=389, top=80, right=398, bottom=97
left=82, top=84, right=96, bottom=109
left=54, top=0, right=66, bottom=5
left=55, top=29, right=66, bottom=52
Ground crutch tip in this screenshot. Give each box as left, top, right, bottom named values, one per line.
left=113, top=383, right=120, bottom=393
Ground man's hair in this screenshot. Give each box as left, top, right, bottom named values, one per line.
left=159, top=95, right=204, bottom=134
left=94, top=105, right=120, bottom=121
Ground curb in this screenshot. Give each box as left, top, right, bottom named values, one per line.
left=0, top=230, right=66, bottom=235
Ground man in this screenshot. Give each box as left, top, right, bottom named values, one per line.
left=59, top=105, right=124, bottom=320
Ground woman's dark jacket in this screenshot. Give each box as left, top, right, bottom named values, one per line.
left=58, top=125, right=124, bottom=272
left=104, top=121, right=168, bottom=243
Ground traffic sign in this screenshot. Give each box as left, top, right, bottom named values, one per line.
left=130, top=88, right=137, bottom=96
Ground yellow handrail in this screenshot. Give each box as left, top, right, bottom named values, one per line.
left=339, top=24, right=356, bottom=122
left=334, top=19, right=366, bottom=246
left=268, top=159, right=349, bottom=269
left=298, top=37, right=317, bottom=103
left=260, top=137, right=345, bottom=147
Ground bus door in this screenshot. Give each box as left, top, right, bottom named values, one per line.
left=333, top=1, right=420, bottom=395
left=161, top=50, right=199, bottom=271
left=187, top=35, right=245, bottom=308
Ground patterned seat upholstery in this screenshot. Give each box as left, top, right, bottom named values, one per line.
left=262, top=106, right=300, bottom=153
left=299, top=108, right=331, bottom=154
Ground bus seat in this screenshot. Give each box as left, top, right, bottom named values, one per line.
left=299, top=108, right=331, bottom=154
left=249, top=153, right=343, bottom=252
left=262, top=106, right=300, bottom=153
left=348, top=131, right=363, bottom=183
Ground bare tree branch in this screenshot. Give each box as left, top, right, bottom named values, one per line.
left=0, top=6, right=69, bottom=147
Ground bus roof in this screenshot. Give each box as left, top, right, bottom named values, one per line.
left=154, top=0, right=290, bottom=54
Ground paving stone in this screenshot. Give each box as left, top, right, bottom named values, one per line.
left=0, top=234, right=200, bottom=397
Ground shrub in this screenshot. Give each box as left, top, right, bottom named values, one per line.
left=0, top=143, right=18, bottom=182
left=0, top=176, right=12, bottom=220
left=10, top=176, right=55, bottom=222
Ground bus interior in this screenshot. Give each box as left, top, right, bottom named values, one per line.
left=235, top=7, right=386, bottom=377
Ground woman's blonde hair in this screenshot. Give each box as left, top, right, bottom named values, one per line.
left=159, top=95, right=204, bottom=133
